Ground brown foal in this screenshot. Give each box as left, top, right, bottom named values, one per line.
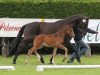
left=25, top=25, right=75, bottom=64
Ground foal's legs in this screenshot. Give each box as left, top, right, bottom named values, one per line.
left=26, top=48, right=45, bottom=64
left=25, top=47, right=38, bottom=64
left=58, top=44, right=68, bottom=62
left=34, top=51, right=45, bottom=64
left=26, top=38, right=44, bottom=64
left=50, top=47, right=57, bottom=64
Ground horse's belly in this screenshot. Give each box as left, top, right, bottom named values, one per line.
left=42, top=43, right=54, bottom=47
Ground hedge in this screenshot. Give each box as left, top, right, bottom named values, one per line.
left=0, top=1, right=100, bottom=19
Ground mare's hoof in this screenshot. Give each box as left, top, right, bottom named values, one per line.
left=12, top=62, right=16, bottom=64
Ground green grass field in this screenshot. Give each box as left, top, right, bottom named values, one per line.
left=0, top=0, right=100, bottom=3
left=0, top=54, right=100, bottom=75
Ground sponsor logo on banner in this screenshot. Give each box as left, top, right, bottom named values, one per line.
left=0, top=21, right=21, bottom=31
left=83, top=20, right=100, bottom=43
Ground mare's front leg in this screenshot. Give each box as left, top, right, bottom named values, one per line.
left=50, top=47, right=57, bottom=65
left=58, top=44, right=68, bottom=62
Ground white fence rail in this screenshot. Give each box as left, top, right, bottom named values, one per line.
left=0, top=66, right=15, bottom=70
left=37, top=65, right=100, bottom=71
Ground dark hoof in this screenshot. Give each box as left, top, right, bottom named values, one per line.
left=40, top=58, right=45, bottom=64
left=25, top=62, right=28, bottom=64
left=67, top=60, right=70, bottom=63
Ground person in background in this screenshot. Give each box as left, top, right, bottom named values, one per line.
left=67, top=26, right=98, bottom=63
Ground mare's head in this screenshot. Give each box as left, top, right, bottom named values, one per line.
left=65, top=25, right=75, bottom=38
left=67, top=14, right=89, bottom=35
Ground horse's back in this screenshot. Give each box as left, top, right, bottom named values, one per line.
left=24, top=22, right=40, bottom=33
left=24, top=22, right=55, bottom=33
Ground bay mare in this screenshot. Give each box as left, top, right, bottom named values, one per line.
left=9, top=14, right=89, bottom=64
left=25, top=25, right=75, bottom=64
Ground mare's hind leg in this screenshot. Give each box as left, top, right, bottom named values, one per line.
left=50, top=47, right=57, bottom=64
left=58, top=44, right=68, bottom=62
left=12, top=40, right=28, bottom=64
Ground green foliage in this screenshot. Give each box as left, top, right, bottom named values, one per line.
left=0, top=1, right=100, bottom=18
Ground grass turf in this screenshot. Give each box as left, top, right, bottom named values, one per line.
left=0, top=0, right=100, bottom=3
left=0, top=54, right=100, bottom=75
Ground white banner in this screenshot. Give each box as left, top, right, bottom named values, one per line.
left=82, top=19, right=100, bottom=43
left=0, top=18, right=100, bottom=43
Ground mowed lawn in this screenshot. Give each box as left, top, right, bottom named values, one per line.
left=0, top=54, right=100, bottom=75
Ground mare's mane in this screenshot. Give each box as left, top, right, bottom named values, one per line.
left=55, top=14, right=86, bottom=26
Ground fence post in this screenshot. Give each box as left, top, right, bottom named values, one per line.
left=1, top=37, right=9, bottom=57
left=85, top=45, right=91, bottom=58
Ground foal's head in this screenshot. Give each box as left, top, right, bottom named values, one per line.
left=65, top=25, right=75, bottom=38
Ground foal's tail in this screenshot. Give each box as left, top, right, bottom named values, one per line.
left=8, top=25, right=26, bottom=56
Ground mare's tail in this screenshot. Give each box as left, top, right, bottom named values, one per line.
left=8, top=25, right=26, bottom=56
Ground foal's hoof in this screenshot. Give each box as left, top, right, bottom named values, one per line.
left=40, top=58, right=45, bottom=64
left=49, top=62, right=56, bottom=65
left=49, top=62, right=53, bottom=64
left=25, top=63, right=29, bottom=65
left=25, top=61, right=30, bottom=65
